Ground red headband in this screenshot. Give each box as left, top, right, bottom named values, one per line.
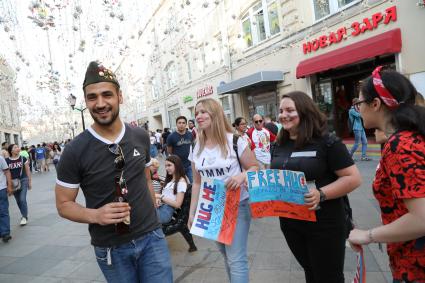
left=372, top=66, right=399, bottom=109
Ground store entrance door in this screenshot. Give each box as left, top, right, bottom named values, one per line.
left=247, top=91, right=278, bottom=121
left=312, top=56, right=396, bottom=138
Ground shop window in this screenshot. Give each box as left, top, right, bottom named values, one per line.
left=220, top=96, right=230, bottom=111
left=267, top=1, right=280, bottom=36
left=242, top=17, right=253, bottom=47
left=241, top=0, right=281, bottom=48
left=184, top=55, right=192, bottom=81
left=188, top=106, right=195, bottom=119
left=313, top=0, right=359, bottom=21
left=4, top=133, right=10, bottom=144
left=151, top=78, right=160, bottom=100
left=168, top=108, right=180, bottom=130
left=165, top=61, right=178, bottom=90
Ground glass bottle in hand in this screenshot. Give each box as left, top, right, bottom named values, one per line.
left=114, top=175, right=130, bottom=234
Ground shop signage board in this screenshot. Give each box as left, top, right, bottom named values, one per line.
left=247, top=169, right=317, bottom=222
left=197, top=85, right=214, bottom=99
left=183, top=95, right=193, bottom=103
left=190, top=178, right=240, bottom=245
left=302, top=6, right=397, bottom=54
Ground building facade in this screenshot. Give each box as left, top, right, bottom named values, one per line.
left=127, top=0, right=425, bottom=135
left=0, top=56, right=22, bottom=145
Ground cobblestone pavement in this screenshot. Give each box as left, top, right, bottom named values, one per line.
left=0, top=156, right=391, bottom=282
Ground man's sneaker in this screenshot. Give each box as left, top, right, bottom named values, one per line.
left=361, top=157, right=371, bottom=161
left=2, top=235, right=12, bottom=243
left=20, top=217, right=27, bottom=226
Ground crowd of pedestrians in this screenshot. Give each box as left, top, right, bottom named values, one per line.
left=2, top=61, right=422, bottom=283
left=0, top=140, right=68, bottom=242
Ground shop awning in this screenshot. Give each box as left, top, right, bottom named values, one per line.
left=296, top=28, right=402, bottom=78
left=217, top=71, right=284, bottom=95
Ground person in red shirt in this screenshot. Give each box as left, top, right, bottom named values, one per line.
left=246, top=114, right=276, bottom=169
left=188, top=119, right=197, bottom=140
left=348, top=67, right=425, bottom=283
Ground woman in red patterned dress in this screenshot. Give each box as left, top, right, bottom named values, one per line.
left=348, top=67, right=425, bottom=283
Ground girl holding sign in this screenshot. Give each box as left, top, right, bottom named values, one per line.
left=188, top=98, right=259, bottom=283
left=270, top=91, right=362, bottom=283
left=156, top=155, right=188, bottom=224
left=348, top=68, right=425, bottom=283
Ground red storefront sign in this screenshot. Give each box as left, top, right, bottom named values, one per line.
left=197, top=85, right=214, bottom=98
left=302, top=6, right=397, bottom=54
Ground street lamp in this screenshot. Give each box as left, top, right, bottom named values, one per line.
left=68, top=93, right=87, bottom=131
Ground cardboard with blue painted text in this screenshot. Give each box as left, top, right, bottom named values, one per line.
left=247, top=169, right=316, bottom=221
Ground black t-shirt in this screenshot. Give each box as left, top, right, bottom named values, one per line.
left=166, top=131, right=193, bottom=168
left=6, top=156, right=28, bottom=179
left=270, top=135, right=354, bottom=221
left=162, top=132, right=170, bottom=144
left=56, top=123, right=160, bottom=247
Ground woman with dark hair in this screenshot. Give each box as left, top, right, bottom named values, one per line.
left=270, top=91, right=361, bottom=283
left=52, top=143, right=62, bottom=169
left=6, top=144, right=32, bottom=226
left=155, top=155, right=188, bottom=224
left=348, top=67, right=425, bottom=283
left=233, top=117, right=253, bottom=149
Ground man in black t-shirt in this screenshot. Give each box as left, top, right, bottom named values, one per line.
left=166, top=116, right=193, bottom=183
left=55, top=61, right=172, bottom=283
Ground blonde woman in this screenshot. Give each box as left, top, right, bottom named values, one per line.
left=188, top=98, right=258, bottom=283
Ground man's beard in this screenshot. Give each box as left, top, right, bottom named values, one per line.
left=90, top=107, right=120, bottom=126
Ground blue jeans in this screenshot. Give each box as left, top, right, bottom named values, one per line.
left=0, top=189, right=10, bottom=237
left=13, top=177, right=28, bottom=219
left=157, top=204, right=175, bottom=224
left=393, top=280, right=419, bottom=283
left=94, top=228, right=172, bottom=283
left=216, top=199, right=251, bottom=283
left=150, top=145, right=158, bottom=158
left=184, top=164, right=193, bottom=184
left=350, top=130, right=368, bottom=158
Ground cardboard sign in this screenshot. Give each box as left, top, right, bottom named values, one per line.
left=247, top=169, right=316, bottom=221
left=190, top=178, right=240, bottom=245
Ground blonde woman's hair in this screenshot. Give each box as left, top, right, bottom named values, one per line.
left=195, top=98, right=233, bottom=158
left=150, top=158, right=160, bottom=169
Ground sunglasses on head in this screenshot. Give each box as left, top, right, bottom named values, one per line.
left=254, top=120, right=263, bottom=124
left=108, top=143, right=125, bottom=171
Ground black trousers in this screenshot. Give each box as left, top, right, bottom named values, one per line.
left=280, top=217, right=346, bottom=283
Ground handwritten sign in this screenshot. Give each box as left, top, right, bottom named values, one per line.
left=352, top=247, right=366, bottom=283
left=247, top=169, right=316, bottom=221
left=190, top=178, right=240, bottom=245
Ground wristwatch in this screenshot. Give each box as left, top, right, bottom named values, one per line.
left=317, top=188, right=327, bottom=203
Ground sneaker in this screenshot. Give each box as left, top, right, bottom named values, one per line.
left=20, top=217, right=27, bottom=226
left=2, top=235, right=12, bottom=243
left=361, top=157, right=371, bottom=161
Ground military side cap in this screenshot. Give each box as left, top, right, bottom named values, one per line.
left=83, top=61, right=120, bottom=89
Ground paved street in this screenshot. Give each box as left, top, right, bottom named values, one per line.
left=0, top=157, right=392, bottom=283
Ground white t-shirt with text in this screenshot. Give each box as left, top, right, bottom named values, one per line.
left=189, top=133, right=249, bottom=201
left=251, top=128, right=271, bottom=164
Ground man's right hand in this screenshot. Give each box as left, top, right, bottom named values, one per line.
left=95, top=202, right=131, bottom=226
left=7, top=186, right=13, bottom=196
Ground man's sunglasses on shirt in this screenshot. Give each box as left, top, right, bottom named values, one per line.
left=108, top=143, right=125, bottom=171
